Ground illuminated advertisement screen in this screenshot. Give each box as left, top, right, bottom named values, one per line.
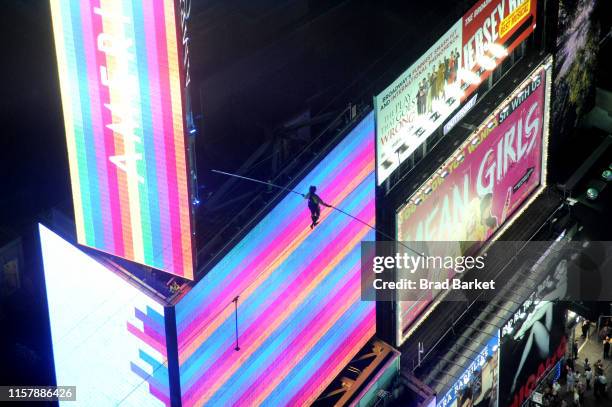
left=498, top=253, right=569, bottom=407
left=50, top=0, right=193, bottom=279
left=499, top=301, right=566, bottom=407
left=461, top=0, right=537, bottom=96
left=175, top=113, right=376, bottom=406
left=437, top=334, right=500, bottom=407
left=396, top=59, right=551, bottom=343
left=375, top=0, right=537, bottom=184
left=40, top=224, right=170, bottom=406
left=375, top=20, right=463, bottom=184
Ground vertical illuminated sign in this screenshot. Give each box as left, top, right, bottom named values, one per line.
left=50, top=0, right=193, bottom=279
left=396, top=58, right=551, bottom=344
left=499, top=301, right=566, bottom=407
left=175, top=113, right=376, bottom=406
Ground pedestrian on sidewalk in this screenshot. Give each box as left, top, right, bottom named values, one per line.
left=604, top=336, right=610, bottom=359
left=582, top=320, right=590, bottom=338
left=577, top=381, right=585, bottom=405
left=584, top=358, right=590, bottom=372
left=553, top=380, right=561, bottom=397
left=595, top=359, right=604, bottom=375
left=600, top=326, right=609, bottom=341
left=567, top=368, right=576, bottom=393
left=573, top=340, right=579, bottom=360
left=573, top=388, right=580, bottom=406
left=594, top=373, right=607, bottom=398
left=585, top=367, right=593, bottom=390
left=568, top=356, right=575, bottom=371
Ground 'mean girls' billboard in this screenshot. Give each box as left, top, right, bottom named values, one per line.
left=376, top=0, right=537, bottom=184
left=395, top=57, right=551, bottom=344
left=49, top=0, right=194, bottom=279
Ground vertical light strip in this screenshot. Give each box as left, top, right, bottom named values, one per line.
left=50, top=0, right=86, bottom=242
left=163, top=0, right=191, bottom=279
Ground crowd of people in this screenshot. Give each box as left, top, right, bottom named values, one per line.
left=534, top=319, right=612, bottom=406
left=538, top=357, right=608, bottom=406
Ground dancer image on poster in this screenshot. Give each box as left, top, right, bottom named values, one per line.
left=448, top=51, right=457, bottom=84
left=510, top=259, right=568, bottom=394
left=452, top=49, right=459, bottom=82
left=416, top=80, right=424, bottom=115
left=428, top=70, right=436, bottom=111
left=419, top=79, right=427, bottom=115
left=431, top=68, right=438, bottom=102
left=444, top=55, right=450, bottom=84
left=425, top=74, right=432, bottom=113
left=436, top=62, right=445, bottom=100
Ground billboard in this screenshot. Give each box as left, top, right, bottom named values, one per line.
left=375, top=0, right=537, bottom=184
left=498, top=251, right=569, bottom=407
left=437, top=334, right=500, bottom=407
left=40, top=224, right=170, bottom=406
left=50, top=0, right=194, bottom=279
left=461, top=0, right=537, bottom=96
left=375, top=20, right=463, bottom=183
left=499, top=297, right=566, bottom=406
left=396, top=59, right=551, bottom=343
left=175, top=113, right=376, bottom=406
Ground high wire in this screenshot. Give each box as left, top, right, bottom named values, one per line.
left=211, top=169, right=423, bottom=257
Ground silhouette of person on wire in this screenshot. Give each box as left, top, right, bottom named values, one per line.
left=303, top=186, right=331, bottom=229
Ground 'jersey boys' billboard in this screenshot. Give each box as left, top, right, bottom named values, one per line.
left=461, top=0, right=537, bottom=96
left=395, top=58, right=551, bottom=344
left=50, top=0, right=194, bottom=279
left=376, top=0, right=537, bottom=184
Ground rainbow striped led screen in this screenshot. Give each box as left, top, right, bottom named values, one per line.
left=175, top=112, right=376, bottom=406
left=50, top=0, right=193, bottom=279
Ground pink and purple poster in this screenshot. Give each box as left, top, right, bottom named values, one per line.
left=396, top=63, right=549, bottom=340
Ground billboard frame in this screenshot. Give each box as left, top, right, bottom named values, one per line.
left=374, top=0, right=539, bottom=186
left=395, top=55, right=553, bottom=347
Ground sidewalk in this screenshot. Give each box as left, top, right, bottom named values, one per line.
left=559, top=328, right=612, bottom=406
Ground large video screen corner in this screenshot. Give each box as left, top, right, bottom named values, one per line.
left=174, top=112, right=376, bottom=406
left=40, top=223, right=170, bottom=406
